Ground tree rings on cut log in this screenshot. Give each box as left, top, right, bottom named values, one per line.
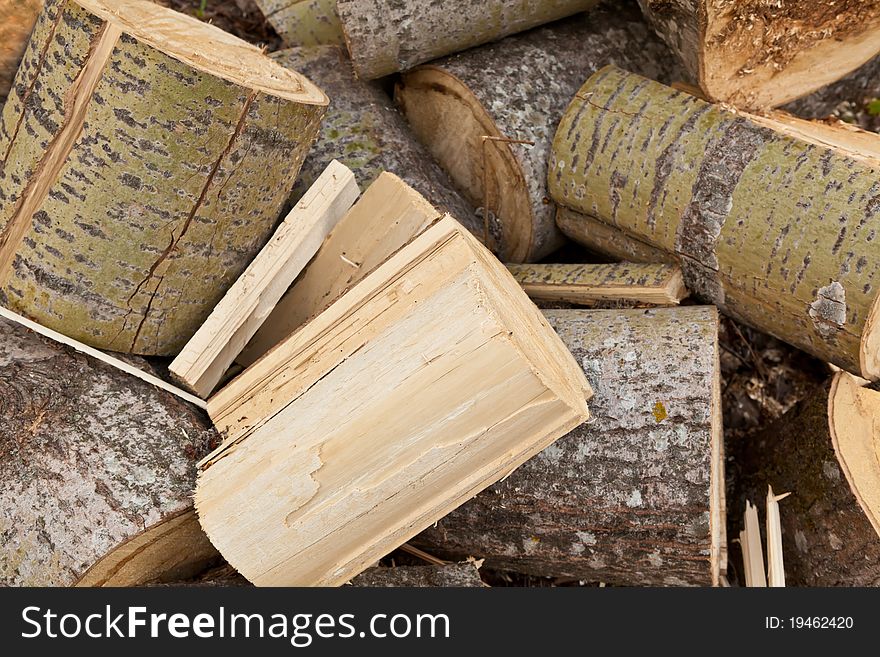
left=0, top=316, right=219, bottom=586
left=396, top=8, right=682, bottom=262
left=550, top=66, right=880, bottom=379
left=734, top=371, right=880, bottom=586
left=0, top=0, right=327, bottom=355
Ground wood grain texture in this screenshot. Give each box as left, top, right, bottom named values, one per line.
left=733, top=372, right=880, bottom=586
left=196, top=216, right=591, bottom=586
left=0, top=0, right=327, bottom=356
left=271, top=46, right=481, bottom=240
left=0, top=316, right=219, bottom=586
left=638, top=0, right=880, bottom=108
left=336, top=0, right=598, bottom=80
left=396, top=6, right=682, bottom=262
left=508, top=262, right=687, bottom=305
left=254, top=0, right=344, bottom=46
left=414, top=306, right=725, bottom=586
left=0, top=0, right=43, bottom=104
left=170, top=161, right=359, bottom=397
left=237, top=172, right=440, bottom=367
left=550, top=66, right=880, bottom=378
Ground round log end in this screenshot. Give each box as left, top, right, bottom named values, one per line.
left=829, top=371, right=880, bottom=540
left=76, top=0, right=328, bottom=105
left=396, top=66, right=535, bottom=262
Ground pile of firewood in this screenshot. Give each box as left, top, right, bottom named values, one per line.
left=0, top=0, right=879, bottom=588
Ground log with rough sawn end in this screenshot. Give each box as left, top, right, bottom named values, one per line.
left=396, top=5, right=683, bottom=262
left=271, top=46, right=483, bottom=243
left=550, top=65, right=880, bottom=379
left=336, top=0, right=599, bottom=80
left=0, top=316, right=219, bottom=586
left=414, top=306, right=725, bottom=586
left=733, top=371, right=880, bottom=586
left=637, top=0, right=880, bottom=109
left=254, top=0, right=344, bottom=47
left=0, top=0, right=327, bottom=356
left=508, top=262, right=687, bottom=306
left=197, top=216, right=591, bottom=586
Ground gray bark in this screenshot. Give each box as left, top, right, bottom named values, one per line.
left=0, top=316, right=219, bottom=586
left=349, top=564, right=484, bottom=587
left=415, top=306, right=724, bottom=586
left=272, top=46, right=481, bottom=239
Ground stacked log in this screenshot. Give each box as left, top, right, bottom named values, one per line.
left=550, top=66, right=880, bottom=379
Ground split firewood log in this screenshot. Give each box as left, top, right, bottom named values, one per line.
left=734, top=371, right=880, bottom=586
left=550, top=66, right=880, bottom=379
left=415, top=306, right=725, bottom=586
left=336, top=0, right=599, bottom=80
left=272, top=46, right=481, bottom=241
left=0, top=316, right=219, bottom=586
left=0, top=0, right=327, bottom=356
left=396, top=5, right=681, bottom=262
left=0, top=0, right=42, bottom=103
left=637, top=0, right=880, bottom=108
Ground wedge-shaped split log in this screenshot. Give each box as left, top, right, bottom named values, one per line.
left=508, top=263, right=687, bottom=306
left=735, top=371, right=880, bottom=586
left=336, top=0, right=598, bottom=80
left=551, top=66, right=880, bottom=379
left=414, top=306, right=725, bottom=586
left=637, top=0, right=880, bottom=109
left=238, top=171, right=442, bottom=367
left=0, top=317, right=219, bottom=586
left=196, top=216, right=592, bottom=586
left=170, top=161, right=360, bottom=398
left=0, top=0, right=327, bottom=355
left=395, top=6, right=681, bottom=262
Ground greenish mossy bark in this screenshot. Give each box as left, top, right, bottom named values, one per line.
left=0, top=317, right=219, bottom=586
left=396, top=6, right=683, bottom=262
left=254, top=0, right=344, bottom=47
left=415, top=306, right=724, bottom=586
left=0, top=0, right=326, bottom=355
left=550, top=66, right=880, bottom=378
left=336, top=0, right=599, bottom=80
